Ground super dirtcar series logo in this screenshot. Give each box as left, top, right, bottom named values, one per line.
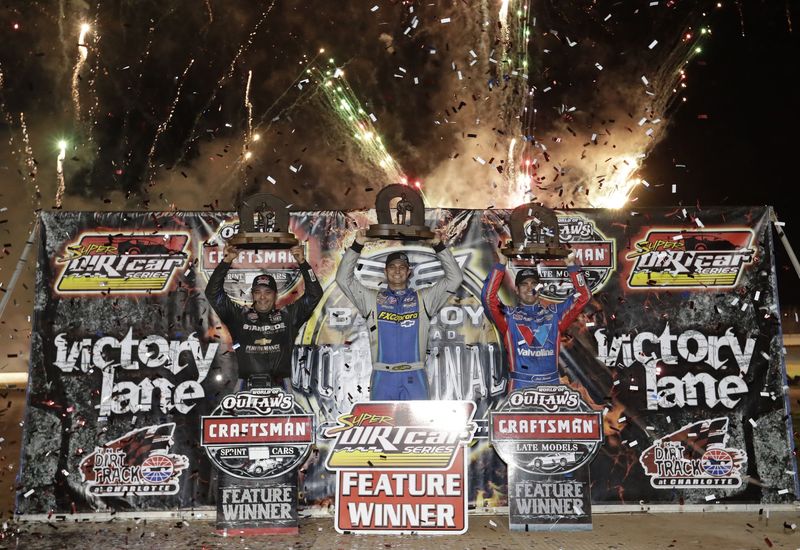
left=324, top=401, right=476, bottom=470
left=201, top=388, right=314, bottom=479
left=490, top=386, right=603, bottom=475
left=56, top=232, right=189, bottom=293
left=78, top=423, right=188, bottom=496
left=639, top=417, right=746, bottom=488
left=323, top=401, right=476, bottom=534
left=626, top=229, right=755, bottom=289
left=523, top=215, right=615, bottom=301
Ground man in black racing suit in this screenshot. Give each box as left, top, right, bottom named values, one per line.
left=205, top=242, right=323, bottom=389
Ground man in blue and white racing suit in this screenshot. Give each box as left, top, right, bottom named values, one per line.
left=336, top=229, right=463, bottom=400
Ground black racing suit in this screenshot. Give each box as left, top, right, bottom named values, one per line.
left=204, top=260, right=323, bottom=385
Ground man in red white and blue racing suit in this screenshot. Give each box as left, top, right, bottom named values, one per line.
left=481, top=251, right=591, bottom=391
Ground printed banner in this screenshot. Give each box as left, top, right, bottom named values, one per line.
left=323, top=401, right=476, bottom=534
left=17, top=206, right=797, bottom=515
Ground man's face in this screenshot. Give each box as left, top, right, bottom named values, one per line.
left=385, top=260, right=411, bottom=289
left=251, top=286, right=277, bottom=312
left=516, top=278, right=539, bottom=305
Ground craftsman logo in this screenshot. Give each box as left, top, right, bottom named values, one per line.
left=491, top=386, right=603, bottom=475
left=201, top=221, right=303, bottom=299
left=324, top=400, right=476, bottom=534
left=55, top=232, right=189, bottom=293
left=626, top=229, right=755, bottom=288
left=201, top=388, right=314, bottom=480
left=78, top=423, right=188, bottom=496
left=640, top=418, right=746, bottom=488
left=323, top=401, right=476, bottom=470
left=523, top=215, right=615, bottom=301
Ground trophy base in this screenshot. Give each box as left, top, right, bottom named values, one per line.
left=230, top=232, right=298, bottom=249
left=366, top=224, right=434, bottom=241
left=501, top=244, right=572, bottom=260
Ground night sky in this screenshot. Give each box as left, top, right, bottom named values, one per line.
left=0, top=0, right=799, bottom=369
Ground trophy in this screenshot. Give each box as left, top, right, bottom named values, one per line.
left=500, top=203, right=571, bottom=259
left=366, top=184, right=434, bottom=240
left=229, top=193, right=299, bottom=249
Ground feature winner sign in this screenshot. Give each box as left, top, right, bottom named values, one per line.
left=491, top=386, right=603, bottom=531
left=323, top=401, right=477, bottom=534
left=201, top=388, right=314, bottom=535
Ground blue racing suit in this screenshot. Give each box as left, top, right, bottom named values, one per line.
left=335, top=241, right=463, bottom=400
left=481, top=264, right=591, bottom=390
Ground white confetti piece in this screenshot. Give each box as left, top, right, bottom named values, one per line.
left=671, top=184, right=677, bottom=193
left=695, top=218, right=704, bottom=228
left=629, top=440, right=638, bottom=447
left=267, top=176, right=276, bottom=184
left=754, top=290, right=760, bottom=301
left=604, top=13, right=612, bottom=21
left=595, top=62, right=603, bottom=70
left=778, top=488, right=790, bottom=495
left=740, top=302, right=748, bottom=311
left=641, top=75, right=650, bottom=85
left=705, top=494, right=716, bottom=501
left=370, top=5, right=379, bottom=11
left=489, top=519, right=498, bottom=527
left=414, top=77, right=419, bottom=85
left=475, top=156, right=486, bottom=165
left=469, top=49, right=477, bottom=58
left=730, top=297, right=739, bottom=306
left=630, top=385, right=639, bottom=391
left=619, top=416, right=627, bottom=423
left=748, top=418, right=758, bottom=427
left=232, top=343, right=241, bottom=350
left=441, top=17, right=451, bottom=23
left=369, top=113, right=377, bottom=122
left=648, top=39, right=658, bottom=49
left=23, top=489, right=34, bottom=497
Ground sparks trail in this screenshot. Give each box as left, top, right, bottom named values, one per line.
left=55, top=141, right=67, bottom=208
left=71, top=23, right=91, bottom=124
left=144, top=58, right=196, bottom=186
left=308, top=58, right=406, bottom=184
left=172, top=1, right=277, bottom=170
left=242, top=69, right=254, bottom=164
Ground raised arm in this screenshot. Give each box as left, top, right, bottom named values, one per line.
left=286, top=245, right=324, bottom=329
left=204, top=243, right=240, bottom=326
left=334, top=229, right=373, bottom=318
left=421, top=242, right=463, bottom=317
left=481, top=261, right=510, bottom=335
left=557, top=252, right=592, bottom=332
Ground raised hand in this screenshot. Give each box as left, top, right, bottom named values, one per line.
left=222, top=242, right=240, bottom=263
left=290, top=244, right=305, bottom=264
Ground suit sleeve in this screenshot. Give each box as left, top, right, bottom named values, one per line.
left=557, top=265, right=592, bottom=332
left=481, top=263, right=509, bottom=335
left=335, top=244, right=373, bottom=318
left=286, top=261, right=324, bottom=330
left=421, top=244, right=463, bottom=318
left=204, top=260, right=239, bottom=326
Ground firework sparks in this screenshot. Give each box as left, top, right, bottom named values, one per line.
left=71, top=23, right=91, bottom=123
left=55, top=140, right=67, bottom=208
left=309, top=58, right=406, bottom=184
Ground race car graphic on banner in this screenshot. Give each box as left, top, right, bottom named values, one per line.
left=16, top=206, right=797, bottom=515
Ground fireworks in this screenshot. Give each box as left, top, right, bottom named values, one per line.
left=308, top=58, right=406, bottom=185
left=71, top=23, right=91, bottom=122
left=55, top=140, right=67, bottom=208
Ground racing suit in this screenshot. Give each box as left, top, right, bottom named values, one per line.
left=335, top=241, right=463, bottom=400
left=481, top=264, right=591, bottom=390
left=205, top=260, right=323, bottom=388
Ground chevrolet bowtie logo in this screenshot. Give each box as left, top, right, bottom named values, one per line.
left=254, top=338, right=272, bottom=346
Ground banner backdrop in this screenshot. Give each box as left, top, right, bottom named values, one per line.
left=17, top=206, right=797, bottom=515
